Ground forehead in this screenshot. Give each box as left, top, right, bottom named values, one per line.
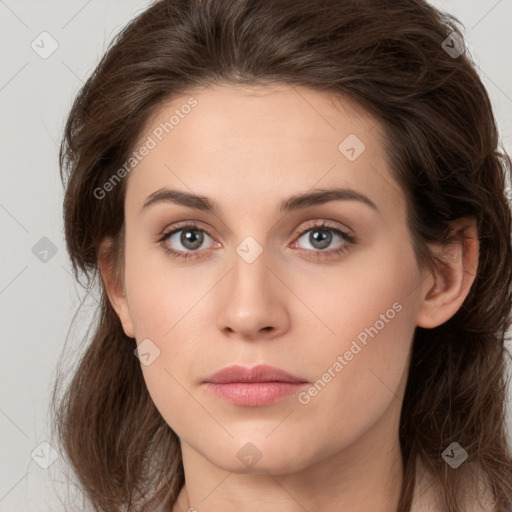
left=126, top=83, right=402, bottom=219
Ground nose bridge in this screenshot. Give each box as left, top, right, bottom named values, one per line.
left=216, top=232, right=288, bottom=338
left=230, top=234, right=273, bottom=305
left=227, top=208, right=276, bottom=282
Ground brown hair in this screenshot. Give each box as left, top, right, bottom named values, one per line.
left=52, top=0, right=512, bottom=510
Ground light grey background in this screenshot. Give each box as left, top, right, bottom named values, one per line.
left=1, top=1, right=511, bottom=510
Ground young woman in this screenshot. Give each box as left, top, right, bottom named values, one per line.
left=51, top=0, right=512, bottom=511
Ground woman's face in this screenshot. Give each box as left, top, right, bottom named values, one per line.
left=113, top=83, right=431, bottom=475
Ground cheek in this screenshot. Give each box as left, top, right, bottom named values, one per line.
left=122, top=241, right=216, bottom=418
left=122, top=231, right=207, bottom=338
left=290, top=231, right=421, bottom=355
left=290, top=244, right=421, bottom=441
left=294, top=236, right=413, bottom=342
left=293, top=305, right=415, bottom=456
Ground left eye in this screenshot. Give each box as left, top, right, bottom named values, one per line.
left=294, top=225, right=349, bottom=252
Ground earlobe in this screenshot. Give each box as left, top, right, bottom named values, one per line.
left=98, top=237, right=135, bottom=338
left=416, top=217, right=479, bottom=329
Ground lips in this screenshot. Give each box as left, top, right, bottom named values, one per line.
left=203, top=364, right=307, bottom=384
left=203, top=364, right=309, bottom=406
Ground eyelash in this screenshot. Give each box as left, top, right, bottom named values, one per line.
left=157, top=221, right=356, bottom=261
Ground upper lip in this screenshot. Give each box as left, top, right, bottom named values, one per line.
left=203, top=364, right=308, bottom=384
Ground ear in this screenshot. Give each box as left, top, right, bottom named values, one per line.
left=98, top=237, right=135, bottom=338
left=416, top=217, right=479, bottom=329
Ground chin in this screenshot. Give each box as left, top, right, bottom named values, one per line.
left=196, top=436, right=322, bottom=476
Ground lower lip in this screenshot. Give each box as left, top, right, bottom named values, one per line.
left=204, top=382, right=307, bottom=406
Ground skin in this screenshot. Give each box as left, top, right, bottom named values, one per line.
left=99, top=83, right=479, bottom=512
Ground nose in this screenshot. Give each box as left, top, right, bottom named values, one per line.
left=215, top=247, right=290, bottom=341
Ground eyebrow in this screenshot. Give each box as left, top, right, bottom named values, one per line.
left=141, top=186, right=378, bottom=215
